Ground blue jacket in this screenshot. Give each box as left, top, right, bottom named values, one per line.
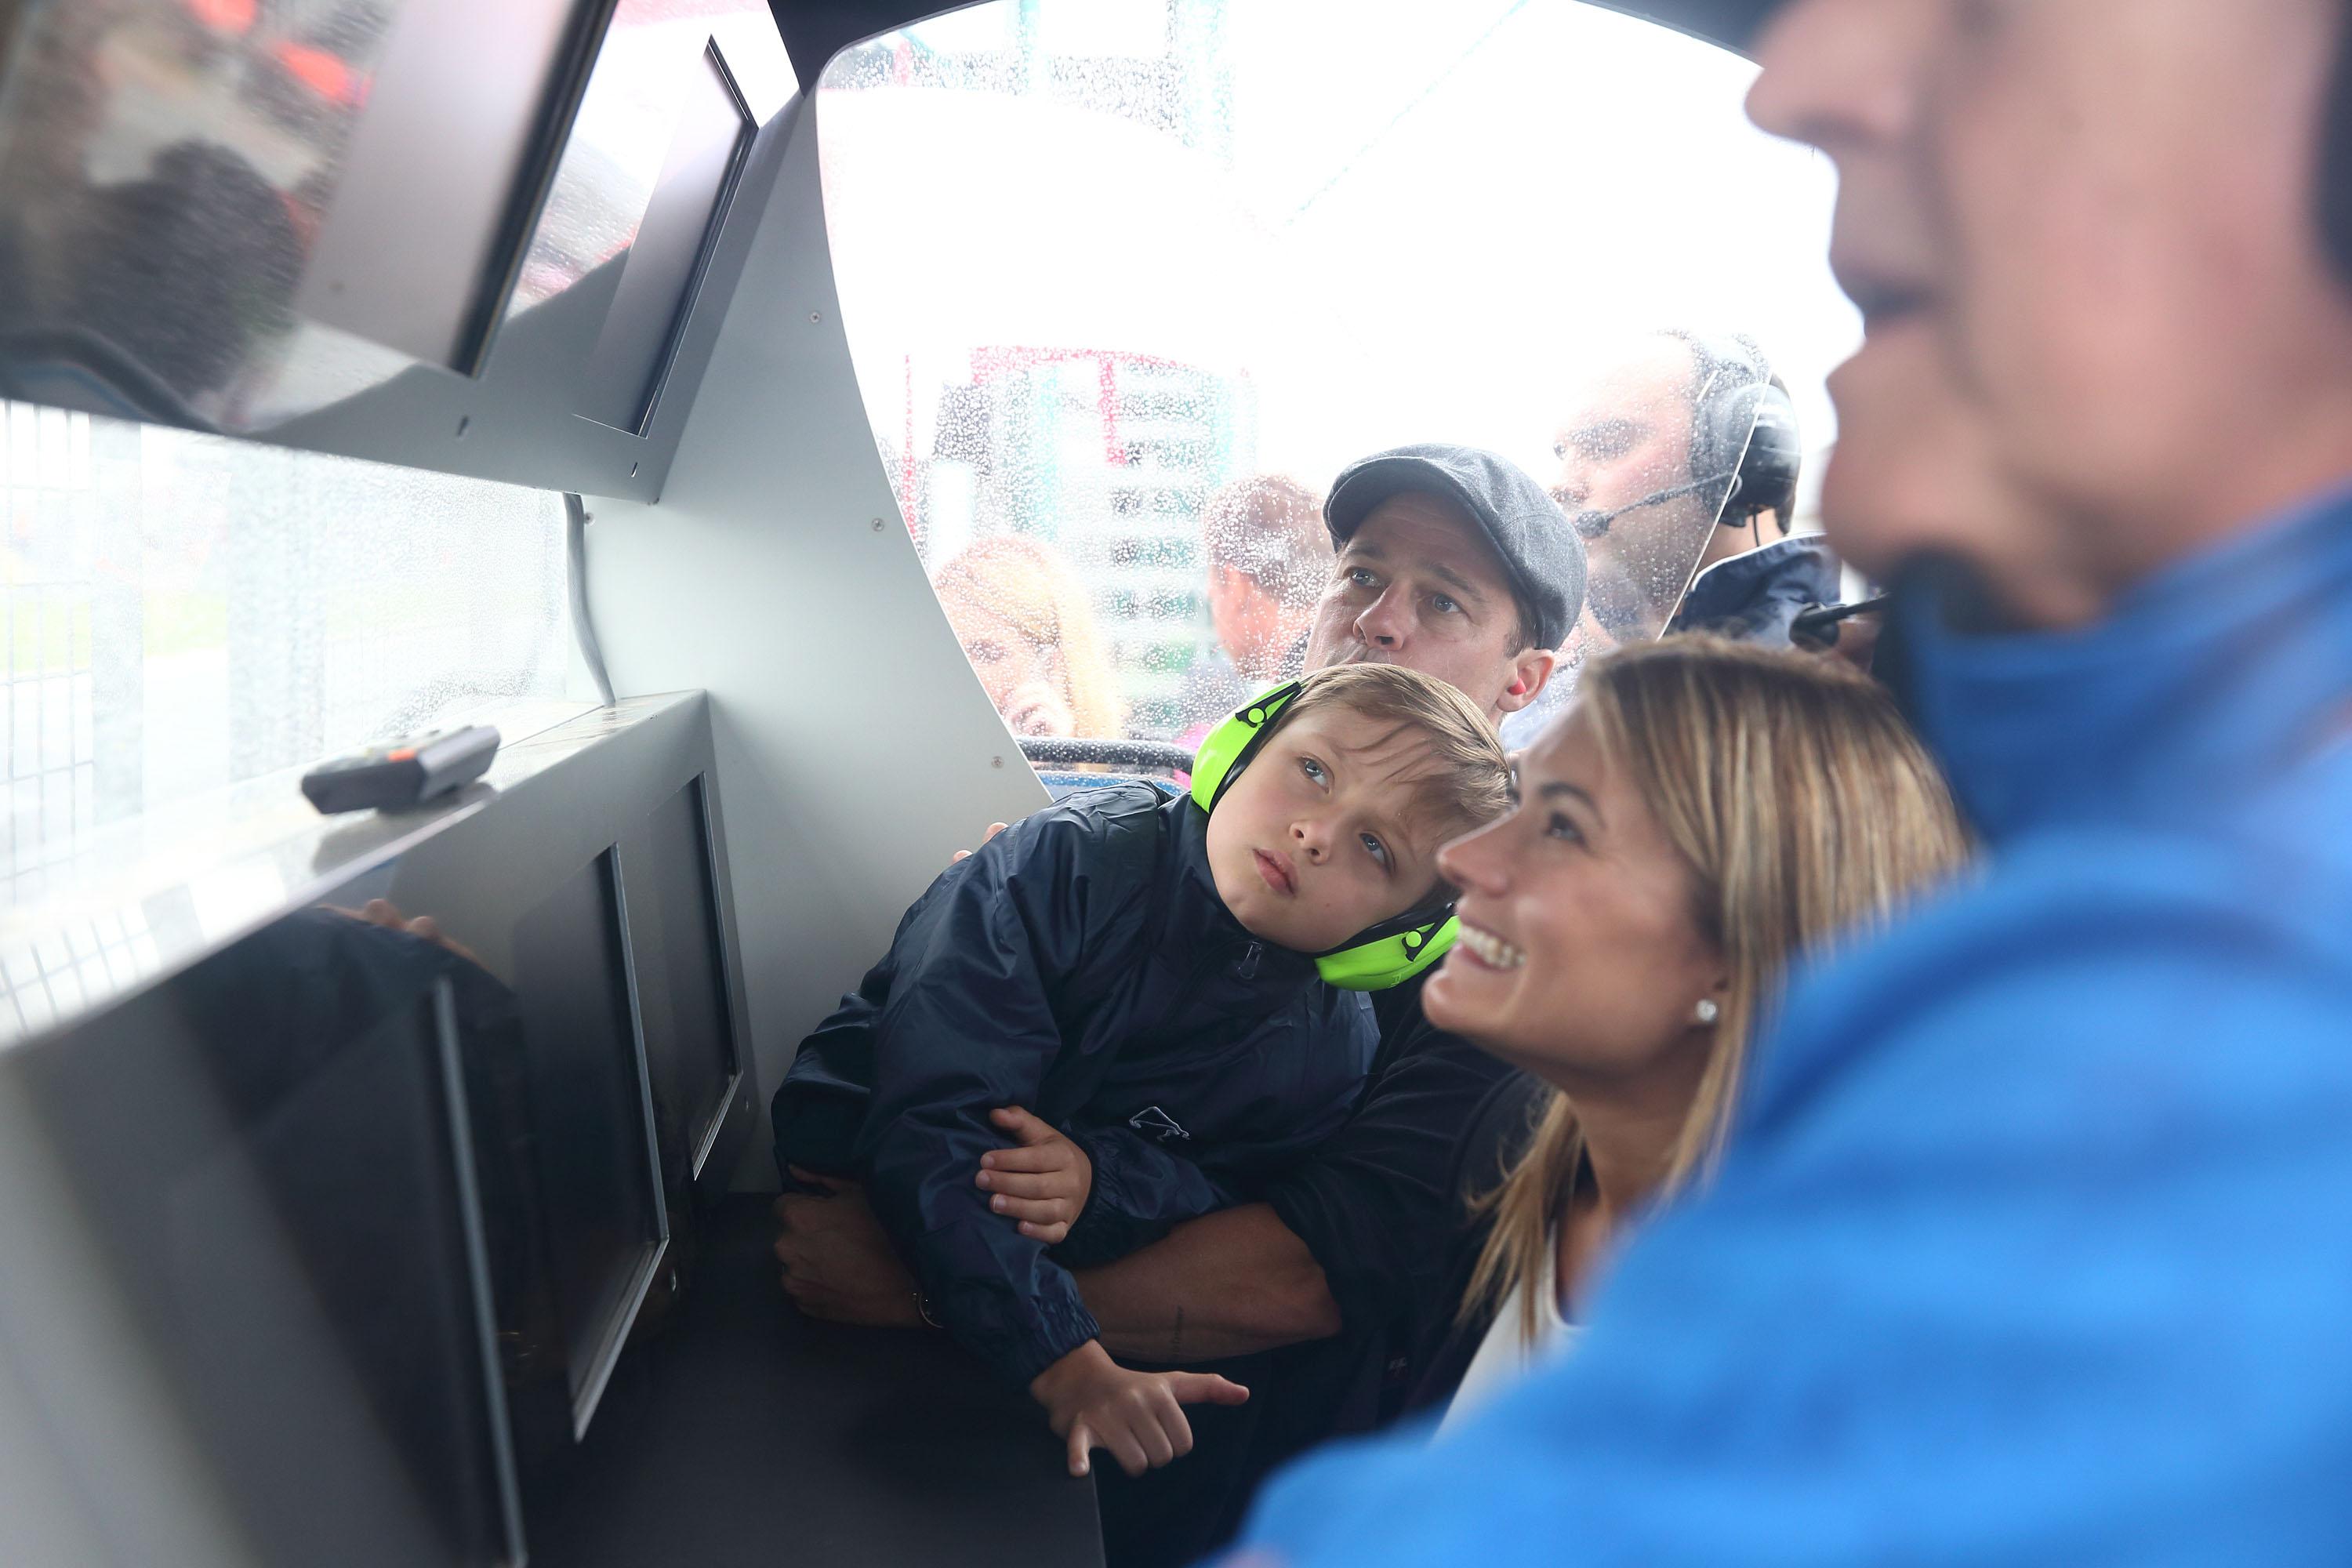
left=774, top=784, right=1376, bottom=1387
left=1228, top=488, right=2352, bottom=1565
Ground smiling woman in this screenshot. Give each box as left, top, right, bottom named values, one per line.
left=1415, top=636, right=1966, bottom=1426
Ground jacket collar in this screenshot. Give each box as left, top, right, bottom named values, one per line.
left=1896, top=483, right=2352, bottom=846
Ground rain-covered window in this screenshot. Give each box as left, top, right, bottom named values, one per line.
left=2, top=405, right=572, bottom=902
left=817, top=0, right=1854, bottom=746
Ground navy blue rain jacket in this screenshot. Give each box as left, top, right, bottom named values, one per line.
left=774, top=783, right=1377, bottom=1387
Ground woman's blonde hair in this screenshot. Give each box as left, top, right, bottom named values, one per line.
left=1465, top=636, right=1969, bottom=1344
left=933, top=535, right=1125, bottom=737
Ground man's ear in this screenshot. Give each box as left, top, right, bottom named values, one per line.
left=1494, top=646, right=1559, bottom=715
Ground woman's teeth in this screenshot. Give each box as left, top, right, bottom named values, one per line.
left=1459, top=925, right=1525, bottom=971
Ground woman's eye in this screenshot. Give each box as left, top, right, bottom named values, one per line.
left=1546, top=812, right=1584, bottom=845
left=1359, top=833, right=1391, bottom=869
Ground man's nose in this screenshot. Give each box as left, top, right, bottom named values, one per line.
left=1744, top=0, right=1924, bottom=156
left=1354, top=586, right=1410, bottom=648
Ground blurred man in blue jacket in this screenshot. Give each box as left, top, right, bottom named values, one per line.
left=1226, top=0, right=2352, bottom=1563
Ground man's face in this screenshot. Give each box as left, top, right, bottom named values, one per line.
left=1550, top=337, right=1723, bottom=645
left=1748, top=0, right=2352, bottom=612
left=1203, top=704, right=1454, bottom=955
left=1303, top=492, right=1553, bottom=720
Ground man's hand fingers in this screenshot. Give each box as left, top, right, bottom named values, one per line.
left=1016, top=1220, right=1070, bottom=1244
left=983, top=822, right=1008, bottom=843
left=979, top=1144, right=1069, bottom=1174
left=1169, top=1374, right=1251, bottom=1408
left=989, top=1105, right=1059, bottom=1146
left=1065, top=1421, right=1094, bottom=1478
left=786, top=1165, right=856, bottom=1195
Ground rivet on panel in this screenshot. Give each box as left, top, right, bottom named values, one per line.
left=808, top=310, right=822, bottom=323
left=870, top=517, right=886, bottom=532
left=992, top=757, right=1004, bottom=769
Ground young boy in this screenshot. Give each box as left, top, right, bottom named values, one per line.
left=771, top=664, right=1508, bottom=1479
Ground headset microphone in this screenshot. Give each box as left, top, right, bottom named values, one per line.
left=1570, top=471, right=1740, bottom=540
left=1191, top=683, right=1461, bottom=992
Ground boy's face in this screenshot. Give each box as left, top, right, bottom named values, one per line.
left=1203, top=704, right=1462, bottom=956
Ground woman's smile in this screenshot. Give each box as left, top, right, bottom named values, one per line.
left=1454, top=920, right=1526, bottom=972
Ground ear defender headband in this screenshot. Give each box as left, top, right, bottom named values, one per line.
left=1191, top=683, right=1461, bottom=992
left=1681, top=334, right=1802, bottom=535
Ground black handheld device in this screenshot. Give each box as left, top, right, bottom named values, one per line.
left=300, top=726, right=501, bottom=815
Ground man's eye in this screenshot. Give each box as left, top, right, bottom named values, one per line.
left=1359, top=833, right=1391, bottom=869
left=1430, top=594, right=1461, bottom=616
left=1347, top=567, right=1379, bottom=589
left=1573, top=423, right=1638, bottom=462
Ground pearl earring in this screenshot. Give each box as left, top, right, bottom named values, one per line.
left=1694, top=998, right=1720, bottom=1026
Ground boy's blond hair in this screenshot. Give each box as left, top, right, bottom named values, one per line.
left=1261, top=663, right=1511, bottom=848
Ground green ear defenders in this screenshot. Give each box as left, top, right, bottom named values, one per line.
left=1191, top=682, right=1461, bottom=993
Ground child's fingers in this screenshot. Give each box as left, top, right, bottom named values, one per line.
left=1016, top=1220, right=1070, bottom=1244
left=980, top=1144, right=1069, bottom=1174
left=1135, top=1413, right=1178, bottom=1470
left=1104, top=1427, right=1151, bottom=1479
left=1065, top=1421, right=1094, bottom=1478
left=977, top=1169, right=1073, bottom=1200
left=1167, top=1373, right=1251, bottom=1408
left=989, top=1194, right=1072, bottom=1224
left=988, top=1105, right=1061, bottom=1146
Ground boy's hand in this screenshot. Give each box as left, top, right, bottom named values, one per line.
left=1029, top=1340, right=1249, bottom=1478
left=980, top=1106, right=1092, bottom=1244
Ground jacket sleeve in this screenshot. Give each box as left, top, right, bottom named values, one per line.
left=854, top=808, right=1152, bottom=1387
left=1054, top=1124, right=1243, bottom=1269
left=1058, top=992, right=1378, bottom=1269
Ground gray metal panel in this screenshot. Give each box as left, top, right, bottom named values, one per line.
left=578, top=93, right=1051, bottom=1184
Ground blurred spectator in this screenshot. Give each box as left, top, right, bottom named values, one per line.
left=1179, top=474, right=1333, bottom=739
left=933, top=535, right=1125, bottom=739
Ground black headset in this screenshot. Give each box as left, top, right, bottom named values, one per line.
left=1675, top=332, right=1803, bottom=534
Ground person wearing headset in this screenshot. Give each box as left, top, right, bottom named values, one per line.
left=1503, top=329, right=1831, bottom=746
left=1223, top=0, right=2352, bottom=1563
left=768, top=662, right=1511, bottom=1485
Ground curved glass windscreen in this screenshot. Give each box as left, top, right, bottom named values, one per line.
left=818, top=0, right=1857, bottom=750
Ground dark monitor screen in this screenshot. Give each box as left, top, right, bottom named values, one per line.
left=630, top=776, right=741, bottom=1180
left=22, top=911, right=525, bottom=1567
left=574, top=43, right=755, bottom=434
left=509, top=848, right=665, bottom=1436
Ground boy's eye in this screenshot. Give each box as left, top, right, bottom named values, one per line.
left=1299, top=757, right=1329, bottom=787
left=1359, top=832, right=1391, bottom=870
